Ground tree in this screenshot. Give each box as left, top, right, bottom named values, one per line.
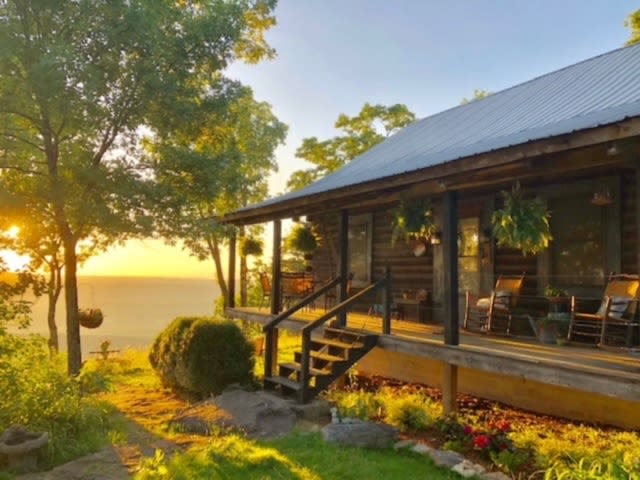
left=287, top=103, right=415, bottom=191
left=625, top=9, right=640, bottom=46
left=0, top=0, right=277, bottom=375
left=460, top=89, right=493, bottom=104
left=150, top=84, right=287, bottom=308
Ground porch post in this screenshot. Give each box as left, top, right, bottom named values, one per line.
left=337, top=209, right=349, bottom=327
left=271, top=219, right=282, bottom=315
left=442, top=189, right=459, bottom=415
left=265, top=219, right=282, bottom=378
left=227, top=229, right=236, bottom=309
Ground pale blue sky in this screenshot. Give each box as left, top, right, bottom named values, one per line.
left=81, top=1, right=636, bottom=277
left=227, top=1, right=635, bottom=195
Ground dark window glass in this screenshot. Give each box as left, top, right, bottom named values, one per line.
left=550, top=194, right=604, bottom=286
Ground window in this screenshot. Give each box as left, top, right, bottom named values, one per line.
left=550, top=194, right=605, bottom=287
left=348, top=214, right=372, bottom=287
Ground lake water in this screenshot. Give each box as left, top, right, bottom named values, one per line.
left=25, top=276, right=220, bottom=354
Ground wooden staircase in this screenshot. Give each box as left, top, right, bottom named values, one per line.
left=264, top=326, right=378, bottom=402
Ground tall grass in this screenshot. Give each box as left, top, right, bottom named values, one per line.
left=0, top=332, right=115, bottom=469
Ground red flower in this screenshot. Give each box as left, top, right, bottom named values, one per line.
left=473, top=434, right=491, bottom=449
left=463, top=425, right=474, bottom=435
left=496, top=420, right=511, bottom=432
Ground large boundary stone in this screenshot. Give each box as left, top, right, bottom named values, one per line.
left=321, top=419, right=398, bottom=448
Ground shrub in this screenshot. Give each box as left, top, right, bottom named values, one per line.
left=384, top=395, right=432, bottom=431
left=149, top=316, right=255, bottom=398
left=0, top=332, right=112, bottom=468
left=149, top=316, right=197, bottom=389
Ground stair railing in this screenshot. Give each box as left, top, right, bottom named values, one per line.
left=263, top=276, right=342, bottom=379
left=298, top=267, right=392, bottom=402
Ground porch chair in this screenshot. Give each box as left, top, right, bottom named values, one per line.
left=568, top=273, right=640, bottom=348
left=258, top=272, right=271, bottom=310
left=463, top=273, right=526, bottom=335
left=281, top=271, right=315, bottom=311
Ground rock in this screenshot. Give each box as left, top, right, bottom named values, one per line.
left=410, top=443, right=433, bottom=455
left=482, top=472, right=512, bottom=480
left=452, top=459, right=486, bottom=477
left=290, top=398, right=331, bottom=422
left=0, top=426, right=48, bottom=472
left=428, top=449, right=466, bottom=468
left=321, top=419, right=398, bottom=448
left=171, top=388, right=298, bottom=440
left=394, top=439, right=416, bottom=450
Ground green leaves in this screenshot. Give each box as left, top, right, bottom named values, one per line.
left=390, top=197, right=436, bottom=246
left=492, top=183, right=552, bottom=256
left=287, top=103, right=416, bottom=191
left=625, top=9, right=640, bottom=46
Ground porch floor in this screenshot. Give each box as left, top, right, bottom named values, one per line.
left=227, top=306, right=640, bottom=382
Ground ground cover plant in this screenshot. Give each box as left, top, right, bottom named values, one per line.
left=326, top=375, right=640, bottom=478
left=0, top=332, right=115, bottom=470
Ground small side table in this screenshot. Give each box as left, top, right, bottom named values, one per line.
left=393, top=296, right=431, bottom=323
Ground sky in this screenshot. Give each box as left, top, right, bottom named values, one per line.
left=78, top=0, right=635, bottom=278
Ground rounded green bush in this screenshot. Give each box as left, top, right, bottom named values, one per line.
left=149, top=316, right=197, bottom=390
left=149, top=316, right=255, bottom=398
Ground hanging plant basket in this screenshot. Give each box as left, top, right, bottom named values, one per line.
left=286, top=223, right=320, bottom=255
left=78, top=308, right=104, bottom=329
left=492, top=182, right=552, bottom=256
left=391, top=197, right=437, bottom=246
left=240, top=237, right=264, bottom=257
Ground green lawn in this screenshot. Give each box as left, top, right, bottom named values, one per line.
left=135, top=431, right=463, bottom=480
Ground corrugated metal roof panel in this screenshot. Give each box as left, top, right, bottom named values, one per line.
left=248, top=43, right=640, bottom=211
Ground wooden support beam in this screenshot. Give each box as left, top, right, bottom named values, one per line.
left=382, top=266, right=392, bottom=334
left=442, top=190, right=459, bottom=346
left=271, top=220, right=282, bottom=315
left=337, top=210, right=349, bottom=327
left=442, top=363, right=458, bottom=415
left=227, top=230, right=236, bottom=309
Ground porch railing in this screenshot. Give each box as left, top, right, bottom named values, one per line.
left=263, top=276, right=342, bottom=379
left=298, top=266, right=392, bottom=398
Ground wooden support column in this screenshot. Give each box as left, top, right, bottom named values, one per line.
left=337, top=210, right=349, bottom=327
left=271, top=219, right=282, bottom=315
left=227, top=230, right=236, bottom=309
left=442, top=189, right=459, bottom=415
left=265, top=219, right=282, bottom=379
left=382, top=266, right=392, bottom=334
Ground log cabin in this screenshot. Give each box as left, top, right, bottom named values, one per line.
left=223, top=43, right=640, bottom=429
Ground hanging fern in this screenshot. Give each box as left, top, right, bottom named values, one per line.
left=492, top=182, right=552, bottom=256
left=391, top=197, right=437, bottom=245
left=285, top=223, right=319, bottom=254
left=240, top=237, right=263, bottom=257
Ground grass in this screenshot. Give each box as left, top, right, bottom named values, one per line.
left=135, top=431, right=462, bottom=480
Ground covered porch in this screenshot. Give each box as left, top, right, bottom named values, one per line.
left=228, top=305, right=640, bottom=429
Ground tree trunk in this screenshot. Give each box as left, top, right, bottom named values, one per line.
left=62, top=235, right=81, bottom=375
left=208, top=235, right=228, bottom=308
left=46, top=262, right=62, bottom=353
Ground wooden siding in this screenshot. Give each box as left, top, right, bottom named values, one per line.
left=621, top=168, right=638, bottom=275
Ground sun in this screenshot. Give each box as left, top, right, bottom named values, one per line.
left=1, top=226, right=30, bottom=271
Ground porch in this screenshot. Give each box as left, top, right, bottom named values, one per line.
left=227, top=305, right=640, bottom=429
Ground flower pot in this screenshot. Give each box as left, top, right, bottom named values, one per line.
left=78, top=308, right=104, bottom=329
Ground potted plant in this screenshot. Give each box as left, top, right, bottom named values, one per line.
left=78, top=308, right=103, bottom=329
left=492, top=182, right=552, bottom=256
left=285, top=223, right=319, bottom=256
left=240, top=236, right=263, bottom=257
left=391, top=197, right=437, bottom=247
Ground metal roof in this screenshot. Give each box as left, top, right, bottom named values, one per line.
left=239, top=43, right=640, bottom=215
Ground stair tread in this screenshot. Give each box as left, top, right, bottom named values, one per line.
left=324, top=327, right=376, bottom=338
left=313, top=337, right=364, bottom=349
left=280, top=362, right=332, bottom=376
left=310, top=350, right=344, bottom=362
left=264, top=375, right=301, bottom=391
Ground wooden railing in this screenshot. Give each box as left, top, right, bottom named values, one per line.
left=298, top=266, right=392, bottom=401
left=263, top=276, right=342, bottom=379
